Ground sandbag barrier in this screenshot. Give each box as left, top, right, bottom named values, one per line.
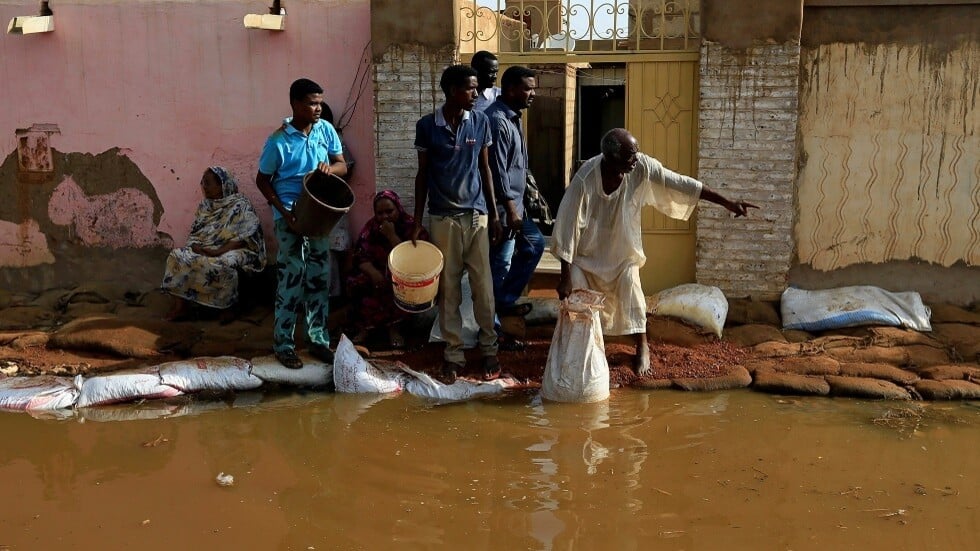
left=0, top=336, right=525, bottom=418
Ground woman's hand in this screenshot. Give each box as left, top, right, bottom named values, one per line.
left=379, top=220, right=400, bottom=245
left=365, top=266, right=387, bottom=288
left=191, top=244, right=220, bottom=257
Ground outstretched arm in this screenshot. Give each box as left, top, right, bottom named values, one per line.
left=700, top=185, right=759, bottom=218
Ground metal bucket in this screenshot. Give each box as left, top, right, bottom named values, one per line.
left=292, top=171, right=355, bottom=237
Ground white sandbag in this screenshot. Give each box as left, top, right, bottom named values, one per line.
left=401, top=366, right=517, bottom=402
left=333, top=335, right=406, bottom=393
left=158, top=356, right=262, bottom=393
left=781, top=286, right=932, bottom=332
left=76, top=367, right=183, bottom=408
left=0, top=375, right=79, bottom=411
left=250, top=354, right=334, bottom=388
left=647, top=283, right=728, bottom=338
left=79, top=402, right=182, bottom=423
left=429, top=272, right=480, bottom=348
left=541, top=290, right=610, bottom=403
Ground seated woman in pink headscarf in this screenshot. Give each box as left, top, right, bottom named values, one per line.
left=161, top=166, right=266, bottom=321
left=346, top=190, right=428, bottom=348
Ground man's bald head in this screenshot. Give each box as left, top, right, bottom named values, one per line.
left=600, top=128, right=639, bottom=173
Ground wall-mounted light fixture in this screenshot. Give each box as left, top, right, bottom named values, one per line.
left=7, top=1, right=54, bottom=35
left=244, top=0, right=286, bottom=31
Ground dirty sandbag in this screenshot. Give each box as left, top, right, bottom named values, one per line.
left=401, top=365, right=518, bottom=402
left=542, top=289, right=610, bottom=403
left=0, top=375, right=79, bottom=411
left=647, top=283, right=728, bottom=338
left=76, top=367, right=183, bottom=408
left=333, top=335, right=406, bottom=394
left=158, top=356, right=262, bottom=394
left=250, top=354, right=334, bottom=388
left=781, top=286, right=932, bottom=332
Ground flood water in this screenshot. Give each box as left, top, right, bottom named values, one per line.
left=1, top=389, right=977, bottom=550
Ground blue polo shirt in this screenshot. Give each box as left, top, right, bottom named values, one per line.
left=414, top=106, right=492, bottom=216
left=258, top=119, right=343, bottom=220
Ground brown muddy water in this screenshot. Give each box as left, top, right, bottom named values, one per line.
left=1, top=390, right=977, bottom=550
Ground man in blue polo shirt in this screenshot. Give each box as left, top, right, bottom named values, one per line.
left=256, top=78, right=347, bottom=369
left=412, top=64, right=503, bottom=384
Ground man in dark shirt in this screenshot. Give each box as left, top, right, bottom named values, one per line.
left=413, top=65, right=503, bottom=383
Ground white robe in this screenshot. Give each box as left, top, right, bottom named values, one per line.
left=551, top=154, right=703, bottom=335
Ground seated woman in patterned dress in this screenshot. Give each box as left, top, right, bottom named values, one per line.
left=346, top=190, right=428, bottom=348
left=161, top=166, right=266, bottom=321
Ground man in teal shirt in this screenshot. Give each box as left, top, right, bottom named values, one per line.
left=256, top=78, right=347, bottom=369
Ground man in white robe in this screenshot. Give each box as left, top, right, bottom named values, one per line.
left=552, top=128, right=758, bottom=376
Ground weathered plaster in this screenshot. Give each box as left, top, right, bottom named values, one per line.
left=49, top=175, right=167, bottom=249
left=702, top=0, right=803, bottom=50
left=370, top=0, right=455, bottom=60
left=0, top=219, right=54, bottom=267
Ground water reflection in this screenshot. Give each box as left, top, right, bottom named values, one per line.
left=0, top=390, right=977, bottom=550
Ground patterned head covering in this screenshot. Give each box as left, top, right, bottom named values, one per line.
left=207, top=166, right=240, bottom=199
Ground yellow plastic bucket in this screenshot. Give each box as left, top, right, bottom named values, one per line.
left=388, top=241, right=443, bottom=313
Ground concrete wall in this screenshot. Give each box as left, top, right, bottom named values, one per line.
left=792, top=4, right=979, bottom=305
left=0, top=0, right=374, bottom=292
left=696, top=0, right=803, bottom=300
left=371, top=0, right=456, bottom=216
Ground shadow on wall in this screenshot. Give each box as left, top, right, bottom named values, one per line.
left=0, top=147, right=173, bottom=293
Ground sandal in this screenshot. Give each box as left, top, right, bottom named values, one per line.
left=308, top=344, right=335, bottom=364
left=275, top=348, right=304, bottom=370
left=482, top=356, right=501, bottom=381
left=498, top=334, right=526, bottom=352
left=437, top=361, right=462, bottom=385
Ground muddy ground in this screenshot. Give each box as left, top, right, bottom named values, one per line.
left=1, top=284, right=978, bottom=400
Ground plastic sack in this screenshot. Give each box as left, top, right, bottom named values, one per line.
left=158, top=356, right=262, bottom=393
left=429, top=272, right=480, bottom=348
left=0, top=375, right=79, bottom=411
left=541, top=289, right=610, bottom=403
left=76, top=366, right=183, bottom=408
left=781, top=286, right=932, bottom=332
left=647, top=283, right=728, bottom=338
left=333, top=335, right=406, bottom=394
left=250, top=354, right=334, bottom=388
left=401, top=366, right=517, bottom=402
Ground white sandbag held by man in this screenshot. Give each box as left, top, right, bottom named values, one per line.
left=542, top=289, right=610, bottom=403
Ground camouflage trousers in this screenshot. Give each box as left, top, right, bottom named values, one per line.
left=273, top=219, right=331, bottom=353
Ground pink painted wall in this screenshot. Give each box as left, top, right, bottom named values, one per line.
left=0, top=0, right=374, bottom=287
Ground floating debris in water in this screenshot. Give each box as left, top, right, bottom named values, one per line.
left=215, top=472, right=235, bottom=487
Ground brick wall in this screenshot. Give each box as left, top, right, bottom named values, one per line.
left=373, top=44, right=455, bottom=216
left=696, top=42, right=801, bottom=300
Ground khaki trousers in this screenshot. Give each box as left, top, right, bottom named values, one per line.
left=429, top=212, right=498, bottom=363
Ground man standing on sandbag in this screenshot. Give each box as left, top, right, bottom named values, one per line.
left=412, top=65, right=503, bottom=384
left=551, top=128, right=758, bottom=376
left=484, top=66, right=545, bottom=350
left=256, top=78, right=348, bottom=370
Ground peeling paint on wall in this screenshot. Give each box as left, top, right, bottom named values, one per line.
left=0, top=219, right=54, bottom=267
left=48, top=175, right=168, bottom=249
left=797, top=42, right=979, bottom=271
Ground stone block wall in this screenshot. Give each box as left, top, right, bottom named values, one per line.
left=373, top=45, right=455, bottom=216
left=696, top=42, right=801, bottom=301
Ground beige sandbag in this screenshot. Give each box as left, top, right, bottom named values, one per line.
left=928, top=303, right=980, bottom=325
left=826, top=345, right=950, bottom=368
left=742, top=358, right=782, bottom=375
left=633, top=378, right=672, bottom=390
left=839, top=362, right=920, bottom=385
left=826, top=375, right=911, bottom=400
left=751, top=341, right=803, bottom=358
left=930, top=323, right=980, bottom=363
left=914, top=379, right=980, bottom=400
left=752, top=368, right=830, bottom=396
left=646, top=316, right=716, bottom=347
left=50, top=316, right=202, bottom=358
left=723, top=324, right=787, bottom=347
left=772, top=355, right=840, bottom=376
left=782, top=329, right=813, bottom=343
left=726, top=298, right=781, bottom=326
left=0, top=306, right=57, bottom=330
left=916, top=364, right=980, bottom=381
left=673, top=366, right=752, bottom=391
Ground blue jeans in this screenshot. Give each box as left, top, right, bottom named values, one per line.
left=273, top=219, right=331, bottom=353
left=490, top=216, right=546, bottom=309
